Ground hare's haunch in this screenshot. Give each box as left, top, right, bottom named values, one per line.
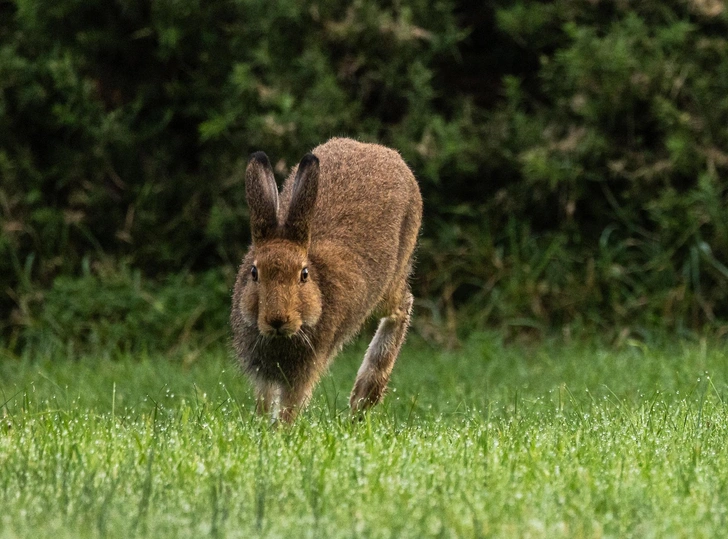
left=231, top=138, right=422, bottom=422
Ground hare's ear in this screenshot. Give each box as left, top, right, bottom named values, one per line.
left=245, top=152, right=279, bottom=242
left=284, top=153, right=319, bottom=245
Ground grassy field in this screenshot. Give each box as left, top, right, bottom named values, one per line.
left=1, top=334, right=727, bottom=538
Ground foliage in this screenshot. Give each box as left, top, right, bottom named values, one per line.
left=1, top=336, right=728, bottom=537
left=2, top=0, right=728, bottom=349
left=12, top=262, right=232, bottom=357
left=468, top=0, right=728, bottom=331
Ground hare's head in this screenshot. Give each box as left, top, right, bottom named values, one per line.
left=238, top=152, right=322, bottom=337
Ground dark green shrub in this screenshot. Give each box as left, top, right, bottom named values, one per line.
left=2, top=0, right=728, bottom=351
left=0, top=0, right=469, bottom=344
left=17, top=263, right=232, bottom=357
left=417, top=0, right=728, bottom=337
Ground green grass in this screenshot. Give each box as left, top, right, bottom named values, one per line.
left=1, top=334, right=727, bottom=538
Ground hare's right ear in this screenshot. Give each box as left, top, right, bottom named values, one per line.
left=245, top=152, right=279, bottom=242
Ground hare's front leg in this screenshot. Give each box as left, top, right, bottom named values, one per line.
left=350, top=290, right=413, bottom=412
left=254, top=381, right=281, bottom=418
left=257, top=381, right=312, bottom=423
left=278, top=379, right=316, bottom=423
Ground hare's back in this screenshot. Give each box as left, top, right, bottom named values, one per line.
left=304, top=138, right=420, bottom=243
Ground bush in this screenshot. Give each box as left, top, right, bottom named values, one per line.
left=2, top=0, right=728, bottom=351
left=0, top=0, right=468, bottom=342
left=417, top=0, right=728, bottom=337
left=14, top=262, right=232, bottom=358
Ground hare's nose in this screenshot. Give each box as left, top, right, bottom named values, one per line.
left=269, top=318, right=286, bottom=330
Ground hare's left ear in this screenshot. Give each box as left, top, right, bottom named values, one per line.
left=284, top=153, right=319, bottom=245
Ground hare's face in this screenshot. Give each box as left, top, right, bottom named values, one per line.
left=241, top=240, right=322, bottom=337
left=238, top=150, right=322, bottom=338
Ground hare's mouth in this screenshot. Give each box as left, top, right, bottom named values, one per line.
left=259, top=318, right=301, bottom=338
left=269, top=327, right=294, bottom=337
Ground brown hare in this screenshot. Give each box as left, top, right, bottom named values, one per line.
left=231, top=137, right=422, bottom=422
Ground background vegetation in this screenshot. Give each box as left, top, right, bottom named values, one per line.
left=2, top=0, right=728, bottom=351
left=2, top=4, right=728, bottom=536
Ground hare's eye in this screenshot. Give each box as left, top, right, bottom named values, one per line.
left=301, top=267, right=309, bottom=282
left=251, top=265, right=258, bottom=282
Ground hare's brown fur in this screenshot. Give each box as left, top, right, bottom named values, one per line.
left=231, top=137, right=422, bottom=422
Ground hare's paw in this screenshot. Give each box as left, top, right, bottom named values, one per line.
left=349, top=373, right=387, bottom=413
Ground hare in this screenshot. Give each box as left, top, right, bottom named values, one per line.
left=231, top=137, right=422, bottom=422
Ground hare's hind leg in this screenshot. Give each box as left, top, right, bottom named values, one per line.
left=350, top=289, right=414, bottom=413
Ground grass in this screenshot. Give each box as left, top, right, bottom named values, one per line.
left=1, top=334, right=727, bottom=538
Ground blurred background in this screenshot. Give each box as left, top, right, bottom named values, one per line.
left=1, top=0, right=727, bottom=356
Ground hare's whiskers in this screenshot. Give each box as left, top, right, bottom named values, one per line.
left=250, top=333, right=264, bottom=356
left=297, top=328, right=315, bottom=355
